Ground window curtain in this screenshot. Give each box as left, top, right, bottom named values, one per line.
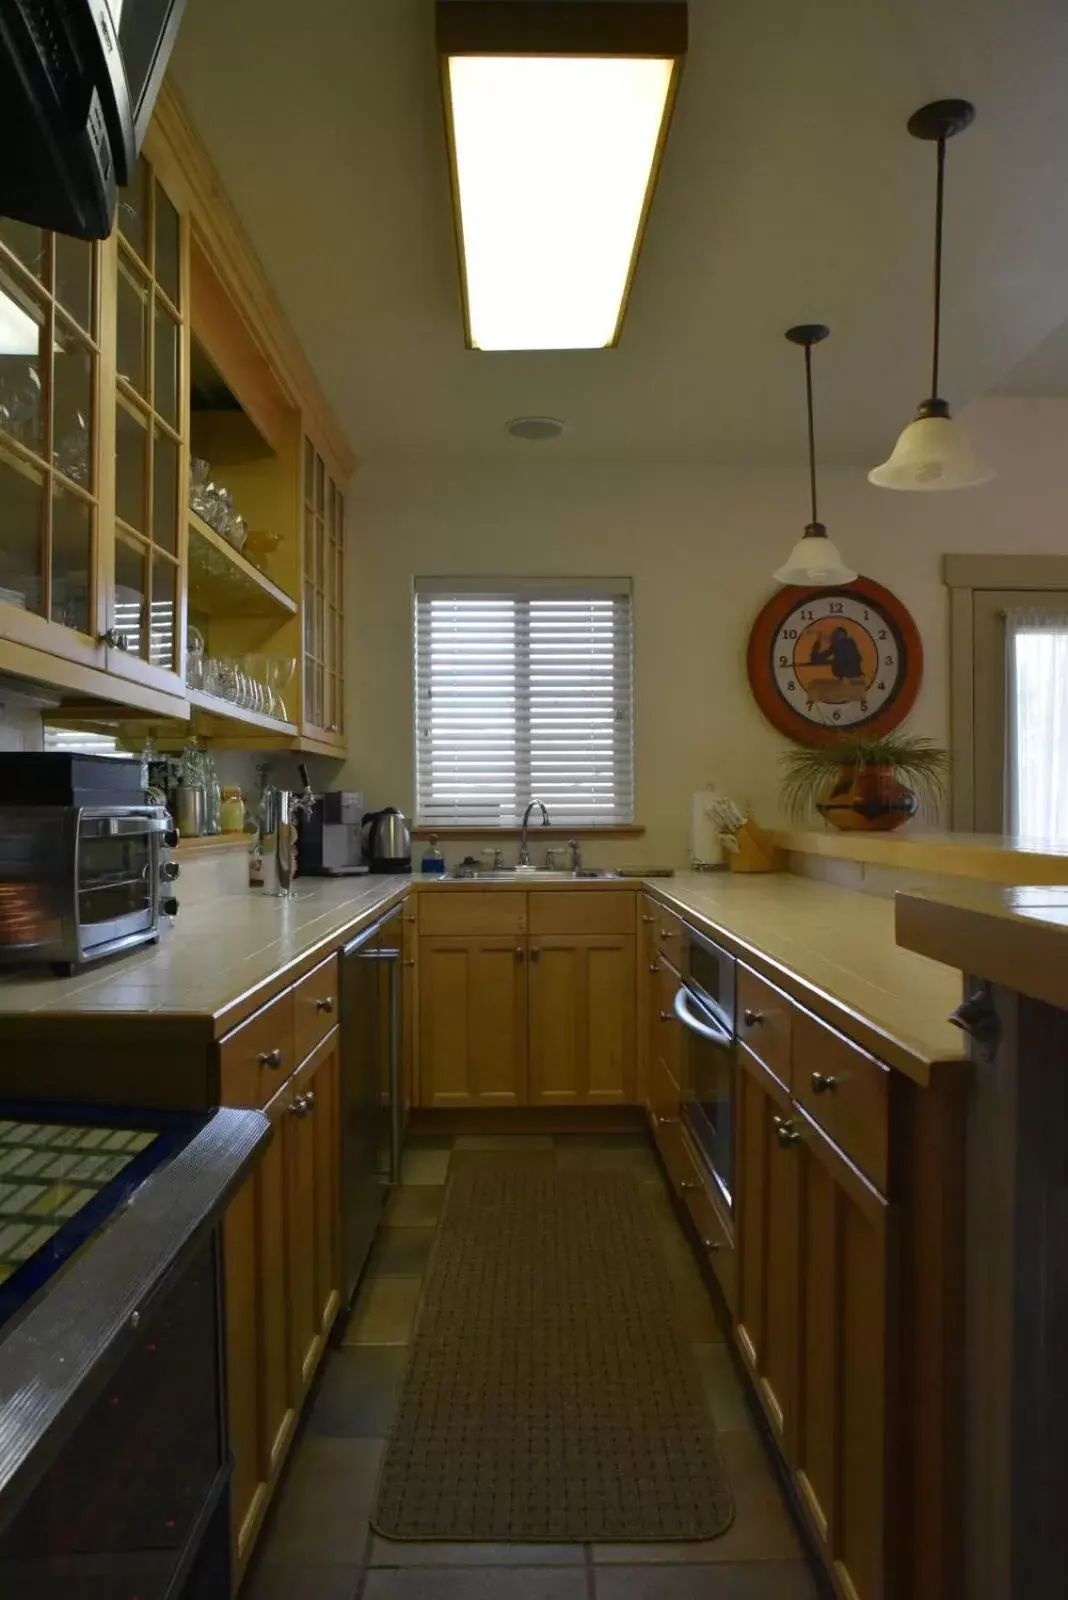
left=1005, top=609, right=1068, bottom=840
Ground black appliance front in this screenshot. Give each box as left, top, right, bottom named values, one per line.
left=675, top=924, right=736, bottom=1214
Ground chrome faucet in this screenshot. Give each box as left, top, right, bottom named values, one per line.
left=518, top=799, right=551, bottom=866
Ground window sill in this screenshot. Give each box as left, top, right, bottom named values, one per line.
left=411, top=825, right=645, bottom=840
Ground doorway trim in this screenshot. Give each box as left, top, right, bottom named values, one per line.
left=945, top=554, right=1068, bottom=829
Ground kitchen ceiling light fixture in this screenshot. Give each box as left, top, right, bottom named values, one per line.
left=773, top=325, right=857, bottom=588
left=437, top=2, right=687, bottom=351
left=869, top=99, right=992, bottom=491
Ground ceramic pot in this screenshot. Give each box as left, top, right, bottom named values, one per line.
left=815, top=763, right=918, bottom=832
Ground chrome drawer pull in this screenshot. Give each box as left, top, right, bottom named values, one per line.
left=259, top=1048, right=283, bottom=1069
left=743, top=1007, right=763, bottom=1028
left=315, top=996, right=335, bottom=1014
left=290, top=1093, right=311, bottom=1117
left=810, top=1071, right=838, bottom=1094
left=772, top=1114, right=801, bottom=1148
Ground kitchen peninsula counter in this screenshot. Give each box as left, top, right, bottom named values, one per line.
left=896, top=880, right=1068, bottom=1011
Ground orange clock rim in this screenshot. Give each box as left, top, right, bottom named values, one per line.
left=746, top=575, right=923, bottom=745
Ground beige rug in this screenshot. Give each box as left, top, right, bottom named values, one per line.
left=372, top=1162, right=734, bottom=1541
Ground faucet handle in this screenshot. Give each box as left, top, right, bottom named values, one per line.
left=481, top=847, right=506, bottom=871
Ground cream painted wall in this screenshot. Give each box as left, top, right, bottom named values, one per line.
left=341, top=398, right=1068, bottom=868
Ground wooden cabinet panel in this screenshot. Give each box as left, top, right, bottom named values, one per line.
left=219, top=987, right=295, bottom=1108
left=528, top=934, right=636, bottom=1104
left=292, top=951, right=339, bottom=1066
left=529, top=889, right=636, bottom=936
left=793, top=1008, right=891, bottom=1193
left=284, top=1029, right=341, bottom=1393
left=418, top=936, right=527, bottom=1106
left=654, top=903, right=686, bottom=959
left=419, top=890, right=527, bottom=937
left=793, top=1107, right=891, bottom=1600
left=223, top=1090, right=294, bottom=1577
left=737, top=965, right=793, bottom=1091
left=676, top=1126, right=737, bottom=1316
left=735, top=1046, right=798, bottom=1449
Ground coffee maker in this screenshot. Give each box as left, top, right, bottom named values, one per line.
left=297, top=791, right=367, bottom=877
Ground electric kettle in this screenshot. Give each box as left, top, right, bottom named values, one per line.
left=362, top=806, right=412, bottom=874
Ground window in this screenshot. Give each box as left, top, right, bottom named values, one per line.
left=414, top=578, right=634, bottom=828
left=42, top=727, right=121, bottom=756
left=1005, top=610, right=1068, bottom=840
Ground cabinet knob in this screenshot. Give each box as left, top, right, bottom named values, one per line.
left=659, top=928, right=678, bottom=940
left=655, top=1113, right=679, bottom=1127
left=743, top=1007, right=763, bottom=1028
left=703, top=1238, right=723, bottom=1253
left=515, top=947, right=525, bottom=962
left=530, top=947, right=541, bottom=963
left=648, top=962, right=660, bottom=973
left=772, top=1114, right=801, bottom=1148
left=679, top=1179, right=700, bottom=1192
left=810, top=1071, right=838, bottom=1094
left=641, top=914, right=656, bottom=924
left=404, top=957, right=416, bottom=968
left=259, top=1048, right=283, bottom=1069
left=290, top=1093, right=310, bottom=1117
left=659, top=1009, right=672, bottom=1022
left=303, top=1089, right=316, bottom=1111
left=315, top=996, right=335, bottom=1014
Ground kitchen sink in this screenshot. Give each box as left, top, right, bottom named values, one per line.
left=440, top=868, right=619, bottom=882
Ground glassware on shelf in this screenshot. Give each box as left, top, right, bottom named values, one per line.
left=265, top=655, right=297, bottom=723
left=186, top=625, right=205, bottom=690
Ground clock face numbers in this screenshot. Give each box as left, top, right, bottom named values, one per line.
left=771, top=592, right=903, bottom=731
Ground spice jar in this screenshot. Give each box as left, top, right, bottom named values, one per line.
left=220, top=786, right=245, bottom=834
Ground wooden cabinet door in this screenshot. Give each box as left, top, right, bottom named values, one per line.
left=793, top=1109, right=891, bottom=1600
left=223, top=1089, right=293, bottom=1576
left=418, top=936, right=527, bottom=1106
left=734, top=1045, right=800, bottom=1453
left=528, top=934, right=636, bottom=1104
left=284, top=1029, right=342, bottom=1395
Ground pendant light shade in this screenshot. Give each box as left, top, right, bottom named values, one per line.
left=774, top=325, right=857, bottom=588
left=870, top=99, right=992, bottom=491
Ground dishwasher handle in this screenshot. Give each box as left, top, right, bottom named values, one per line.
left=674, top=983, right=733, bottom=1050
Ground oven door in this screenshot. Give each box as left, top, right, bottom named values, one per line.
left=676, top=982, right=736, bottom=1214
left=76, top=809, right=161, bottom=955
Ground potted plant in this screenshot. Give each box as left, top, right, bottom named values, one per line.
left=779, top=732, right=950, bottom=832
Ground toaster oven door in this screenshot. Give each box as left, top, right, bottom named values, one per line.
left=77, top=811, right=158, bottom=956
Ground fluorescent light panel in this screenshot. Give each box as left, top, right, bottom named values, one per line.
left=438, top=3, right=685, bottom=351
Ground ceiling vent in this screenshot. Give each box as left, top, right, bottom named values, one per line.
left=506, top=416, right=567, bottom=441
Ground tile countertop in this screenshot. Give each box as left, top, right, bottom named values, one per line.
left=896, top=881, right=1068, bottom=1013
left=654, top=872, right=967, bottom=1083
left=771, top=828, right=1068, bottom=885
left=0, top=876, right=411, bottom=1040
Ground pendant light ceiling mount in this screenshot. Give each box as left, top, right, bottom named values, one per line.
left=773, top=323, right=856, bottom=588
left=869, top=96, right=992, bottom=491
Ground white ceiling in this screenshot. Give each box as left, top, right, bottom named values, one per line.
left=170, top=0, right=1068, bottom=464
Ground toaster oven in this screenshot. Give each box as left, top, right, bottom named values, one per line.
left=0, top=804, right=179, bottom=973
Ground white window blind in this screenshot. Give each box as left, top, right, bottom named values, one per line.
left=414, top=578, right=634, bottom=828
left=42, top=727, right=121, bottom=756
left=1005, top=609, right=1068, bottom=840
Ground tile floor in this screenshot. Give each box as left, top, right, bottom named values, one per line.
left=241, top=1134, right=824, bottom=1600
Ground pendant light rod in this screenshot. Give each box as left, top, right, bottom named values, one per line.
left=905, top=98, right=975, bottom=406
left=786, top=323, right=829, bottom=531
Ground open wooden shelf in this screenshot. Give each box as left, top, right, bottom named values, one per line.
left=187, top=510, right=297, bottom=620
left=188, top=687, right=297, bottom=737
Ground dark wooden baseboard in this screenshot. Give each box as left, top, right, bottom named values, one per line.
left=408, top=1105, right=647, bottom=1137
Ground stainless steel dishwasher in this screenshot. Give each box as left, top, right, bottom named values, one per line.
left=338, top=906, right=403, bottom=1308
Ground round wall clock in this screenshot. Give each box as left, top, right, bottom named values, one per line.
left=746, top=576, right=923, bottom=744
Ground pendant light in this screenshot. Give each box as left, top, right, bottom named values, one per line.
left=869, top=99, right=992, bottom=490
left=773, top=325, right=857, bottom=587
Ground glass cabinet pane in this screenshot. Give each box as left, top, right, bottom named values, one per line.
left=154, top=185, right=180, bottom=306
left=153, top=428, right=179, bottom=554
left=0, top=452, right=45, bottom=615
left=0, top=219, right=44, bottom=279
left=53, top=330, right=93, bottom=487
left=118, top=158, right=151, bottom=264
left=54, top=236, right=93, bottom=331
left=51, top=484, right=92, bottom=633
left=154, top=303, right=179, bottom=427
left=0, top=270, right=46, bottom=456
left=116, top=256, right=149, bottom=395
left=150, top=554, right=177, bottom=670
left=114, top=532, right=147, bottom=656
left=116, top=401, right=148, bottom=531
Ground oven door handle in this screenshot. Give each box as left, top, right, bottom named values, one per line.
left=674, top=984, right=733, bottom=1049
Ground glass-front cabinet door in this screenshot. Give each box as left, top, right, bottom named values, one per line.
left=102, top=153, right=189, bottom=697
left=302, top=433, right=345, bottom=749
left=0, top=218, right=106, bottom=669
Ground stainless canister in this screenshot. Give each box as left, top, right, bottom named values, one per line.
left=171, top=785, right=206, bottom=839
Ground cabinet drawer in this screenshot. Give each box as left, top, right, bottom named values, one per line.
left=653, top=903, right=686, bottom=958
left=293, top=953, right=338, bottom=1066
left=793, top=1009, right=890, bottom=1193
left=676, top=1129, right=736, bottom=1316
left=651, top=961, right=684, bottom=1089
left=529, top=889, right=635, bottom=935
left=418, top=890, right=527, bottom=936
left=737, top=966, right=792, bottom=1091
left=220, top=988, right=296, bottom=1108
left=648, top=1049, right=682, bottom=1148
